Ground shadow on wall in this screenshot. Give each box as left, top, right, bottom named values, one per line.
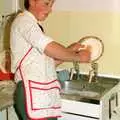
left=3, top=10, right=22, bottom=50
left=3, top=14, right=15, bottom=50
left=0, top=10, right=22, bottom=72
left=3, top=0, right=24, bottom=49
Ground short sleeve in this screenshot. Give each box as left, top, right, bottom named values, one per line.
left=19, top=21, right=53, bottom=53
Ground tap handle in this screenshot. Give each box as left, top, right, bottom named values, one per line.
left=69, top=68, right=74, bottom=81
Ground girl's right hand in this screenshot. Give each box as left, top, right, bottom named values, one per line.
left=77, top=45, right=91, bottom=63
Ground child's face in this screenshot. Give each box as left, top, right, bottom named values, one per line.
left=31, top=0, right=55, bottom=21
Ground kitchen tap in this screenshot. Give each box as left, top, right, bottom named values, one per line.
left=73, top=61, right=80, bottom=80
left=88, top=62, right=98, bottom=83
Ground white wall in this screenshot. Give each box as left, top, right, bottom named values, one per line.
left=0, top=0, right=18, bottom=15
left=53, top=0, right=120, bottom=12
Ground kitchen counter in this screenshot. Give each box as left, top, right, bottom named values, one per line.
left=0, top=78, right=120, bottom=120
left=0, top=76, right=119, bottom=110
left=0, top=80, right=16, bottom=110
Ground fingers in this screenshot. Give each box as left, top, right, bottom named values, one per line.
left=77, top=48, right=91, bottom=63
left=67, top=42, right=91, bottom=62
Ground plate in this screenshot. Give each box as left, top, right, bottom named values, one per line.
left=79, top=36, right=104, bottom=62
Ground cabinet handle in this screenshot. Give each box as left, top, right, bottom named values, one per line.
left=116, top=93, right=118, bottom=107
left=109, top=92, right=118, bottom=119
left=109, top=99, right=111, bottom=119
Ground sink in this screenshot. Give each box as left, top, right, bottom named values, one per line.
left=61, top=80, right=104, bottom=98
left=61, top=75, right=119, bottom=100
left=63, top=88, right=100, bottom=98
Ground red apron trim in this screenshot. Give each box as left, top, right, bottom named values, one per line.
left=29, top=80, right=61, bottom=90
left=30, top=79, right=60, bottom=85
left=27, top=116, right=61, bottom=120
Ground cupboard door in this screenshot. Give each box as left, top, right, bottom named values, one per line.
left=0, top=106, right=18, bottom=120
left=8, top=106, right=18, bottom=120
left=0, top=109, right=7, bottom=120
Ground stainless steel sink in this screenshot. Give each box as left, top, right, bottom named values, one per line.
left=62, top=80, right=105, bottom=91
left=61, top=75, right=119, bottom=101
left=61, top=80, right=104, bottom=99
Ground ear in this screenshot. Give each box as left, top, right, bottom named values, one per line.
left=29, top=0, right=36, bottom=7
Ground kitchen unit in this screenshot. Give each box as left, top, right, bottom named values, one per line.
left=0, top=77, right=120, bottom=120
left=59, top=75, right=120, bottom=120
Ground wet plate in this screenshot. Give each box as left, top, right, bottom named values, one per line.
left=79, top=36, right=104, bottom=62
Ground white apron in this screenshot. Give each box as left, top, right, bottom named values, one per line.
left=15, top=47, right=61, bottom=119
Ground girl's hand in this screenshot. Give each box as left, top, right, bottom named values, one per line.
left=77, top=45, right=91, bottom=63
left=67, top=42, right=85, bottom=53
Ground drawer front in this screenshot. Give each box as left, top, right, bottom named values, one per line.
left=61, top=99, right=100, bottom=118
